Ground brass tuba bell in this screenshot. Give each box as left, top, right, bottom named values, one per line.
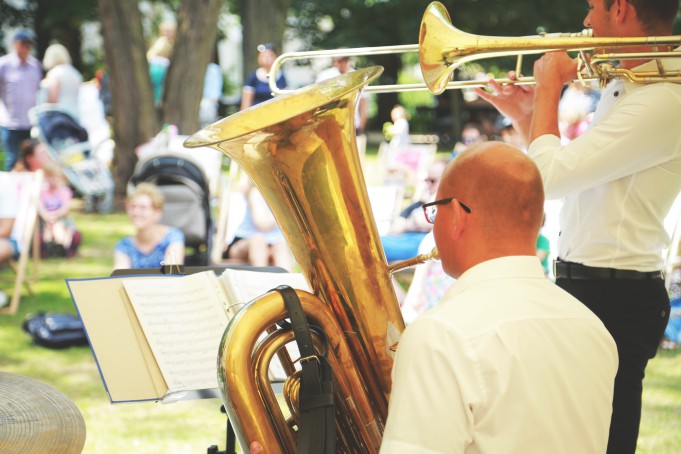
left=185, top=66, right=404, bottom=453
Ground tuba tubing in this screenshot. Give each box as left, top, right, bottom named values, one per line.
left=186, top=66, right=400, bottom=452
left=221, top=290, right=383, bottom=452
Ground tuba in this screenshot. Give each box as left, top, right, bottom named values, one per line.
left=185, top=66, right=406, bottom=453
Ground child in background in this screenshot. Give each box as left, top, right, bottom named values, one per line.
left=38, top=162, right=79, bottom=257
left=384, top=104, right=411, bottom=147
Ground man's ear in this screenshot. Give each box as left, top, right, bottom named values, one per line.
left=449, top=200, right=469, bottom=241
left=615, top=0, right=631, bottom=24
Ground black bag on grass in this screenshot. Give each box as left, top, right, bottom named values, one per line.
left=22, top=312, right=88, bottom=349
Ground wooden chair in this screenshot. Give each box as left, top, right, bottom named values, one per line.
left=1, top=170, right=44, bottom=315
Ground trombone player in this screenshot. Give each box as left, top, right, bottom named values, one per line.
left=476, top=0, right=681, bottom=453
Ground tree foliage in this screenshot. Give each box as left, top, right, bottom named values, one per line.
left=0, top=2, right=34, bottom=54
left=0, top=0, right=97, bottom=69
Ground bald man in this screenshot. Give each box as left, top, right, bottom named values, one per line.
left=379, top=142, right=618, bottom=454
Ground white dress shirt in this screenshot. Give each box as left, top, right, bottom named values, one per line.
left=380, top=256, right=618, bottom=454
left=528, top=53, right=681, bottom=271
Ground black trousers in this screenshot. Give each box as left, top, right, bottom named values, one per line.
left=556, top=277, right=670, bottom=454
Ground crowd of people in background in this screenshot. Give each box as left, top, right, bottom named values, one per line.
left=0, top=26, right=635, bottom=297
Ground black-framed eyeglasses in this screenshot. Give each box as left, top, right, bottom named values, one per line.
left=422, top=197, right=472, bottom=224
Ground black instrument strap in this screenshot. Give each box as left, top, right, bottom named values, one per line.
left=273, top=285, right=335, bottom=454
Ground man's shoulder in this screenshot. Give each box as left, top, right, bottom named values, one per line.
left=164, top=226, right=185, bottom=242
left=244, top=71, right=258, bottom=85
left=27, top=55, right=41, bottom=68
left=0, top=53, right=13, bottom=71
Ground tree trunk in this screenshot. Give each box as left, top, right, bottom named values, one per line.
left=98, top=0, right=158, bottom=201
left=240, top=0, right=290, bottom=79
left=162, top=0, right=223, bottom=135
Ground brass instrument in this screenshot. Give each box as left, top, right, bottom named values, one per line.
left=269, top=2, right=681, bottom=96
left=185, top=66, right=417, bottom=453
left=421, top=1, right=681, bottom=94
left=268, top=44, right=421, bottom=95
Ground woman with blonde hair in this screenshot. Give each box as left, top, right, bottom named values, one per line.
left=114, top=183, right=185, bottom=269
left=41, top=43, right=83, bottom=120
left=147, top=36, right=173, bottom=108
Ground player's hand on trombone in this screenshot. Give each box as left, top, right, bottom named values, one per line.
left=533, top=50, right=580, bottom=90
left=475, top=71, right=534, bottom=137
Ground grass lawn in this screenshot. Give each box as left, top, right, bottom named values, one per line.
left=1, top=184, right=681, bottom=453
left=1, top=209, right=229, bottom=454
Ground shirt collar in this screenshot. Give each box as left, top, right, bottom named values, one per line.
left=7, top=51, right=39, bottom=68
left=449, top=256, right=546, bottom=296
left=621, top=45, right=681, bottom=92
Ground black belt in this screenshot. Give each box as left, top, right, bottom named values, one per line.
left=554, top=261, right=664, bottom=280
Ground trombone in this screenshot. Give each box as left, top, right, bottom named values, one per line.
left=268, top=1, right=681, bottom=96
left=420, top=1, right=681, bottom=94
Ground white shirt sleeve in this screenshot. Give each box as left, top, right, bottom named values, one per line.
left=528, top=83, right=681, bottom=199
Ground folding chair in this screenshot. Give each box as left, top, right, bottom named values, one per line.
left=1, top=170, right=44, bottom=315
left=375, top=141, right=437, bottom=202
left=210, top=163, right=248, bottom=265
left=367, top=185, right=405, bottom=236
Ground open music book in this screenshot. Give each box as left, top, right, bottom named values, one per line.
left=66, top=268, right=310, bottom=404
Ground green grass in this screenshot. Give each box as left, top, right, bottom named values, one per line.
left=2, top=193, right=681, bottom=453
left=1, top=209, right=230, bottom=454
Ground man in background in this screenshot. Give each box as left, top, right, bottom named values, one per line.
left=0, top=30, right=42, bottom=171
left=316, top=56, right=368, bottom=135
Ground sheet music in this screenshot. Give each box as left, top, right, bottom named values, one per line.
left=123, top=272, right=229, bottom=391
left=219, top=269, right=311, bottom=307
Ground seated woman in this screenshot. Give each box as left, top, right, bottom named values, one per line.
left=223, top=179, right=292, bottom=270
left=114, top=183, right=185, bottom=269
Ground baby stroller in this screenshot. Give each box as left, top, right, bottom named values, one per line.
left=129, top=152, right=213, bottom=266
left=30, top=105, right=115, bottom=213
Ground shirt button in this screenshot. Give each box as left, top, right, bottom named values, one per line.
left=662, top=310, right=667, bottom=317
left=614, top=91, right=619, bottom=97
